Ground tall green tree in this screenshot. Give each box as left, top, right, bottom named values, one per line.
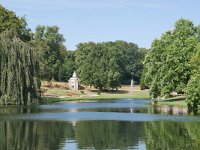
left=0, top=4, right=32, bottom=41
left=76, top=42, right=120, bottom=90
left=33, top=25, right=67, bottom=81
left=58, top=51, right=76, bottom=81
left=114, top=41, right=144, bottom=83
left=0, top=30, right=40, bottom=105
left=142, top=18, right=198, bottom=99
left=75, top=42, right=100, bottom=87
left=186, top=43, right=200, bottom=110
left=75, top=41, right=144, bottom=90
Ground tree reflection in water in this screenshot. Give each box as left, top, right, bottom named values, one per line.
left=0, top=120, right=200, bottom=150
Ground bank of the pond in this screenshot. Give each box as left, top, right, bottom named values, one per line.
left=40, top=84, right=151, bottom=104
left=156, top=100, right=187, bottom=107
left=40, top=84, right=187, bottom=108
left=40, top=90, right=150, bottom=104
left=155, top=96, right=187, bottom=107
left=40, top=92, right=188, bottom=108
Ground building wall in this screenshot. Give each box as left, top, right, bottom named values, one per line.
left=69, top=79, right=79, bottom=90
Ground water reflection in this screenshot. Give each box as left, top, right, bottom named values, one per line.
left=0, top=99, right=189, bottom=116
left=144, top=121, right=200, bottom=150
left=75, top=121, right=144, bottom=149
left=152, top=105, right=188, bottom=115
left=0, top=121, right=73, bottom=150
left=0, top=120, right=200, bottom=150
left=1, top=99, right=200, bottom=149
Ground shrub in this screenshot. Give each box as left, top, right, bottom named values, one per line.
left=186, top=74, right=200, bottom=110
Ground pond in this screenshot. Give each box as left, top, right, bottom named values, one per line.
left=0, top=99, right=200, bottom=150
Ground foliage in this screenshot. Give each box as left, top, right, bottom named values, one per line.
left=33, top=25, right=68, bottom=81
left=142, top=18, right=198, bottom=99
left=186, top=44, right=200, bottom=110
left=186, top=74, right=200, bottom=110
left=75, top=41, right=144, bottom=90
left=116, top=41, right=145, bottom=84
left=0, top=4, right=32, bottom=41
left=0, top=30, right=40, bottom=105
left=58, top=51, right=76, bottom=81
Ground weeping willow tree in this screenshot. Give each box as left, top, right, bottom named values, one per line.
left=0, top=30, right=40, bottom=105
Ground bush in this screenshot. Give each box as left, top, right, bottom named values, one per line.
left=186, top=74, right=200, bottom=110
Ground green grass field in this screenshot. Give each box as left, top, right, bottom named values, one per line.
left=41, top=87, right=150, bottom=104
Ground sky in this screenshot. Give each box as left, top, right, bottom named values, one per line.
left=1, top=0, right=200, bottom=50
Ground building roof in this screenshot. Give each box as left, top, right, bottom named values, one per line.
left=69, top=71, right=79, bottom=81
left=72, top=71, right=77, bottom=78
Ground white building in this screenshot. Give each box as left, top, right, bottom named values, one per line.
left=68, top=71, right=80, bottom=90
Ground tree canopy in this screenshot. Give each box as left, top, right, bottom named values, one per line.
left=0, top=30, right=40, bottom=105
left=142, top=18, right=200, bottom=109
left=0, top=4, right=32, bottom=41
left=33, top=25, right=69, bottom=81
left=186, top=43, right=200, bottom=110
left=75, top=41, right=145, bottom=90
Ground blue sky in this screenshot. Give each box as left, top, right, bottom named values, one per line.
left=1, top=0, right=200, bottom=50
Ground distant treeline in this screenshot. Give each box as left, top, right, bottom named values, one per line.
left=76, top=42, right=147, bottom=90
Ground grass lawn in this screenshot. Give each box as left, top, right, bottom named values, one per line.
left=44, top=88, right=69, bottom=96
left=40, top=85, right=150, bottom=104
left=152, top=96, right=187, bottom=107
left=156, top=100, right=187, bottom=107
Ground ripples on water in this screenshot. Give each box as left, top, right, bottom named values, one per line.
left=0, top=99, right=200, bottom=150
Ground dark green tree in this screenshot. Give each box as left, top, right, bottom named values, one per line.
left=115, top=41, right=144, bottom=84
left=186, top=43, right=200, bottom=110
left=75, top=41, right=144, bottom=90
left=0, top=4, right=32, bottom=41
left=58, top=51, right=76, bottom=81
left=33, top=25, right=67, bottom=81
left=76, top=42, right=119, bottom=90
left=142, top=18, right=198, bottom=99
left=75, top=42, right=102, bottom=88
left=0, top=30, right=40, bottom=105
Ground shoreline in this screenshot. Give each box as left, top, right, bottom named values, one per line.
left=40, top=94, right=188, bottom=109
left=41, top=82, right=187, bottom=108
left=155, top=100, right=187, bottom=108
left=40, top=93, right=151, bottom=104
left=152, top=96, right=187, bottom=108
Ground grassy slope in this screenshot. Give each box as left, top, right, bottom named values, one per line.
left=41, top=91, right=150, bottom=103
left=40, top=85, right=150, bottom=103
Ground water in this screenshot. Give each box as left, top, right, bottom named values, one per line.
left=0, top=99, right=200, bottom=150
